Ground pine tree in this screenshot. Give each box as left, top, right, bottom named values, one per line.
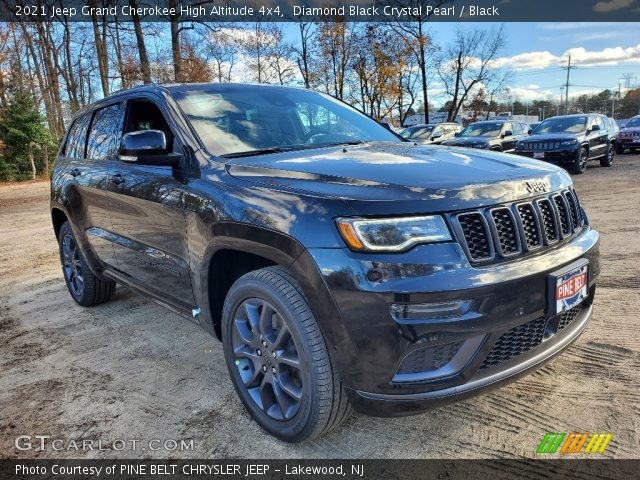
left=0, top=89, right=56, bottom=181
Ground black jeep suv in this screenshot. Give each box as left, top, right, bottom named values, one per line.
left=514, top=114, right=616, bottom=174
left=441, top=119, right=531, bottom=152
left=51, top=84, right=599, bottom=442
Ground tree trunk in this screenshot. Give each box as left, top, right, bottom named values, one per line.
left=130, top=0, right=152, bottom=84
left=28, top=143, right=36, bottom=180
left=169, top=0, right=182, bottom=82
left=448, top=51, right=462, bottom=122
left=62, top=18, right=80, bottom=111
left=418, top=25, right=429, bottom=124
left=90, top=0, right=109, bottom=97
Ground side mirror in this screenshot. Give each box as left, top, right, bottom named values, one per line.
left=431, top=133, right=442, bottom=139
left=454, top=132, right=461, bottom=137
left=120, top=130, right=181, bottom=166
left=590, top=124, right=601, bottom=132
left=528, top=129, right=533, bottom=135
left=502, top=130, right=513, bottom=137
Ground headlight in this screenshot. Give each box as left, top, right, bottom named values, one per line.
left=561, top=139, right=578, bottom=146
left=336, top=216, right=452, bottom=252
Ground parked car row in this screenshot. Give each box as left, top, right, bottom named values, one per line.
left=399, top=123, right=461, bottom=144
left=402, top=113, right=629, bottom=175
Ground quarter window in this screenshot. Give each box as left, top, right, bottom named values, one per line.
left=86, top=103, right=126, bottom=160
left=64, top=114, right=91, bottom=159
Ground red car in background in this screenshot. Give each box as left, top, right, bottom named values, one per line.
left=617, top=115, right=640, bottom=154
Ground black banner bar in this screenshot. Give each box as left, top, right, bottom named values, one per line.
left=1, top=459, right=638, bottom=480
left=1, top=0, right=640, bottom=22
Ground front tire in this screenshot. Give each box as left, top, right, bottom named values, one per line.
left=572, top=147, right=588, bottom=174
left=600, top=143, right=614, bottom=167
left=221, top=266, right=351, bottom=442
left=58, top=221, right=115, bottom=306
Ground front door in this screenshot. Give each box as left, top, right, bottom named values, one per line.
left=107, top=98, right=195, bottom=307
left=76, top=103, right=126, bottom=268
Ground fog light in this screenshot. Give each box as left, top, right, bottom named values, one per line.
left=390, top=300, right=472, bottom=321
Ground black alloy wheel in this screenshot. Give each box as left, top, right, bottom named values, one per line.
left=572, top=147, right=588, bottom=174
left=58, top=221, right=115, bottom=306
left=222, top=266, right=351, bottom=442
left=231, top=297, right=304, bottom=421
left=600, top=143, right=614, bottom=167
left=62, top=232, right=84, bottom=298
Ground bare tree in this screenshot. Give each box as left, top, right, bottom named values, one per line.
left=206, top=26, right=240, bottom=83
left=437, top=26, right=508, bottom=122
left=317, top=19, right=355, bottom=100
left=130, top=0, right=152, bottom=84
left=294, top=20, right=315, bottom=88
left=387, top=0, right=451, bottom=123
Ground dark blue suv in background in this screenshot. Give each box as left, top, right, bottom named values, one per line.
left=514, top=114, right=616, bottom=173
left=51, top=84, right=600, bottom=441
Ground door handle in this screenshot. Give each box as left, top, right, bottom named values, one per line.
left=69, top=168, right=82, bottom=177
left=111, top=173, right=125, bottom=185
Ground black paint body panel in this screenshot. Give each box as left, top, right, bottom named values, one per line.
left=50, top=84, right=600, bottom=415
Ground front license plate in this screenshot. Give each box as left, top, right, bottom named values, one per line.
left=553, top=263, right=588, bottom=314
left=533, top=152, right=545, bottom=159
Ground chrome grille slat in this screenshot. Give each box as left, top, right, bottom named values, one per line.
left=516, top=203, right=542, bottom=250
left=454, top=189, right=583, bottom=265
left=553, top=195, right=571, bottom=237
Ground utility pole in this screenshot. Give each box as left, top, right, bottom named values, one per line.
left=622, top=73, right=636, bottom=92
left=562, top=55, right=577, bottom=114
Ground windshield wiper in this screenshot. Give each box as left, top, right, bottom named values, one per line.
left=220, top=148, right=284, bottom=159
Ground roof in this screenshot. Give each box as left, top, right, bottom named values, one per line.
left=69, top=82, right=314, bottom=121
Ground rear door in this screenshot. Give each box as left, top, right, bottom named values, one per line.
left=500, top=122, right=517, bottom=152
left=69, top=104, right=125, bottom=268
left=107, top=96, right=195, bottom=307
left=587, top=116, right=607, bottom=158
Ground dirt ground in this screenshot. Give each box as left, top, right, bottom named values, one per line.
left=0, top=155, right=639, bottom=459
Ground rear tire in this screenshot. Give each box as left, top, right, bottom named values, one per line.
left=600, top=143, right=614, bottom=167
left=572, top=147, right=588, bottom=174
left=221, top=266, right=351, bottom=442
left=58, top=221, right=115, bottom=307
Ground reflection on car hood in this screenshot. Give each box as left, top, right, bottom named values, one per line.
left=527, top=133, right=582, bottom=141
left=224, top=142, right=572, bottom=214
left=442, top=136, right=493, bottom=145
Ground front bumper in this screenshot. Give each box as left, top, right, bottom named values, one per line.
left=300, top=227, right=599, bottom=416
left=618, top=140, right=640, bottom=149
left=514, top=147, right=579, bottom=165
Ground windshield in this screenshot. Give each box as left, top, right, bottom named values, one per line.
left=459, top=123, right=503, bottom=138
left=172, top=86, right=400, bottom=157
left=401, top=126, right=434, bottom=140
left=534, top=116, right=587, bottom=134
left=626, top=117, right=640, bottom=128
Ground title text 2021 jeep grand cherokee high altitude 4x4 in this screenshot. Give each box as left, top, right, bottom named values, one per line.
left=51, top=84, right=600, bottom=442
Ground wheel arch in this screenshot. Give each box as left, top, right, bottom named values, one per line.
left=51, top=207, right=69, bottom=239
left=195, top=223, right=306, bottom=340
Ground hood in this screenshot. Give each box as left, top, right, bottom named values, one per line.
left=442, top=136, right=494, bottom=146
left=225, top=142, right=572, bottom=215
left=619, top=126, right=640, bottom=134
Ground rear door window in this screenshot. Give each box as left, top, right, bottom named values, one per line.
left=64, top=114, right=91, bottom=159
left=86, top=103, right=126, bottom=160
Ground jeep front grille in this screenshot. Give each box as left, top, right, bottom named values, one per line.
left=453, top=189, right=584, bottom=265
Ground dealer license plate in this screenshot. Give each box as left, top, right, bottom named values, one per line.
left=554, top=264, right=588, bottom=314
left=533, top=152, right=545, bottom=159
